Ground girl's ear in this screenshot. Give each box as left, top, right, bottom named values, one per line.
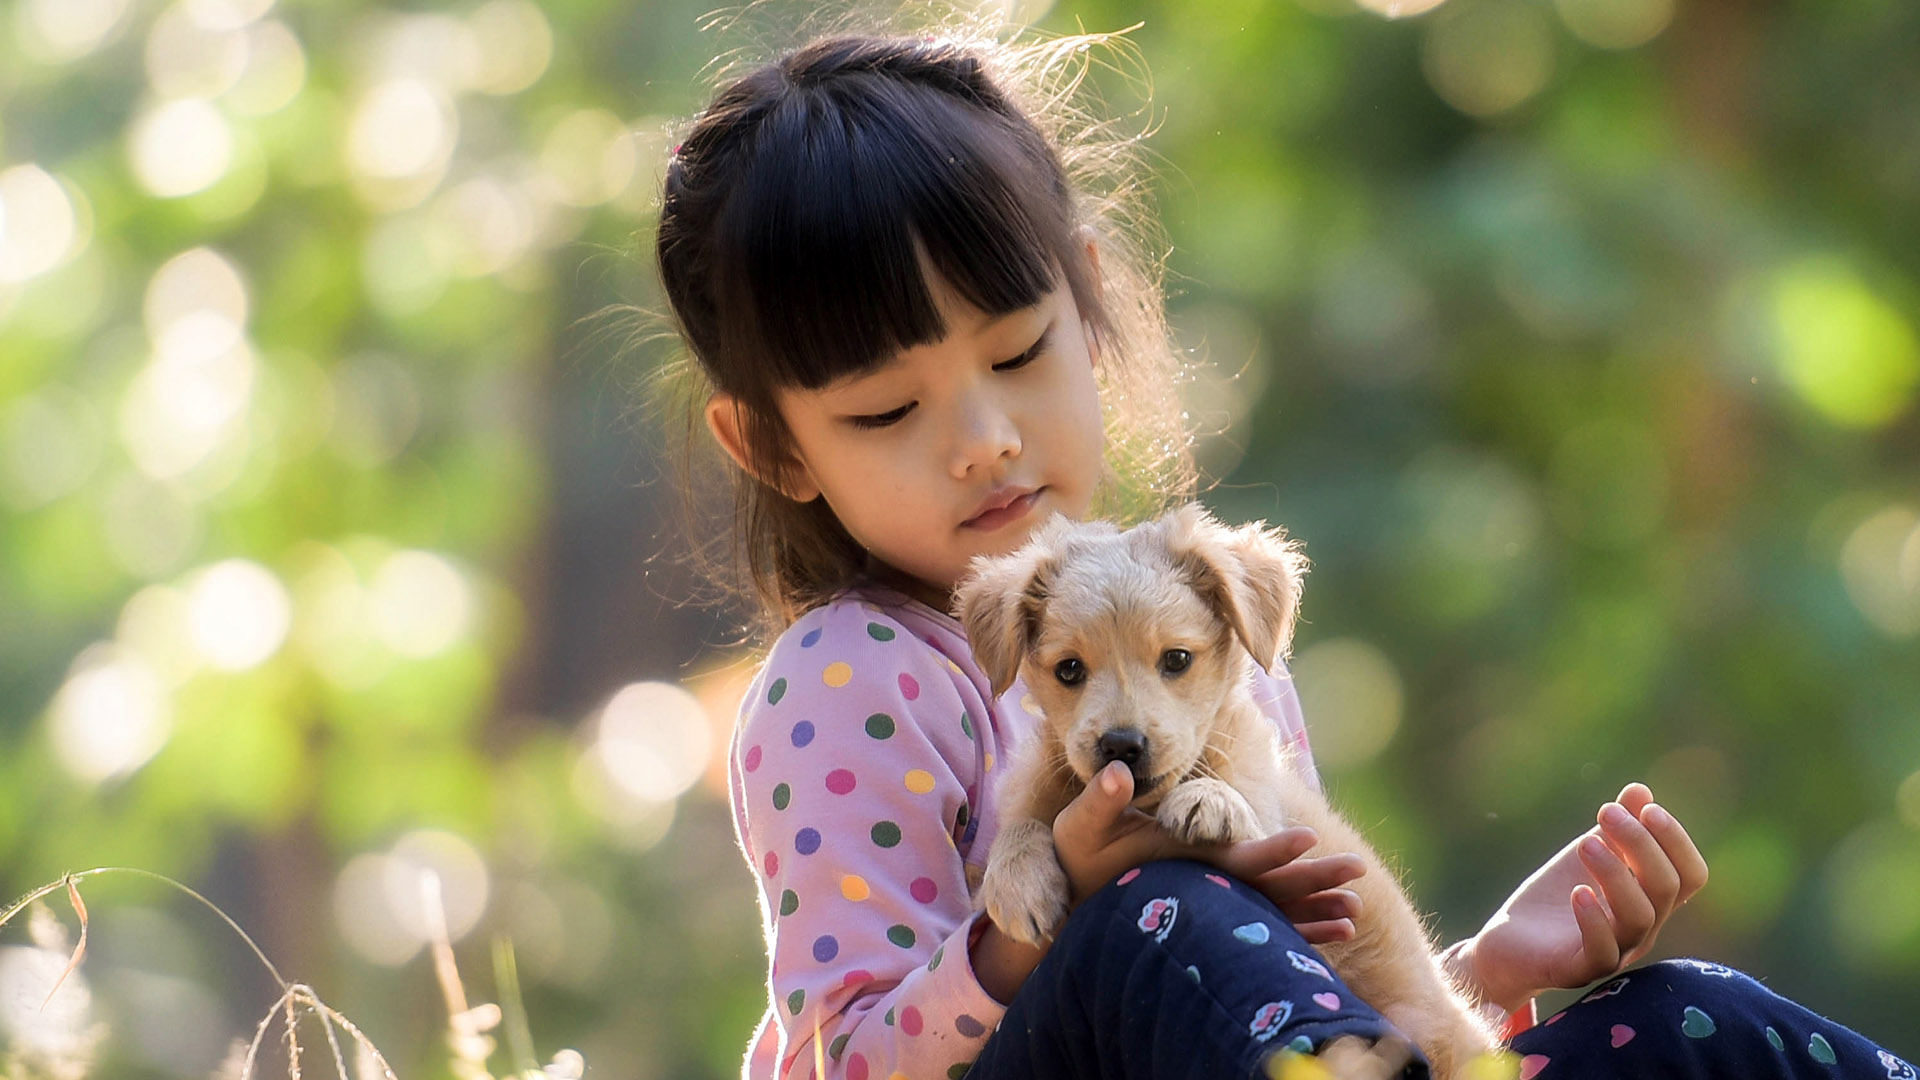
left=1076, top=223, right=1104, bottom=298
left=1076, top=224, right=1105, bottom=368
left=704, top=392, right=821, bottom=503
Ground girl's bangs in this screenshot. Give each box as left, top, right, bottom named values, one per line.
left=712, top=78, right=1073, bottom=391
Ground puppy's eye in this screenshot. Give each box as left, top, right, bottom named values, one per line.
left=1054, top=658, right=1086, bottom=686
left=1159, top=649, right=1192, bottom=676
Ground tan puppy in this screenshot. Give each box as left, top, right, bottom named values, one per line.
left=954, top=504, right=1499, bottom=1079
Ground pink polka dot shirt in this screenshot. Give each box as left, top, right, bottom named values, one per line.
left=728, top=583, right=1319, bottom=1080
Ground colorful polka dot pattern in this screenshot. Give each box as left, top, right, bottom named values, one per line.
left=729, top=592, right=1014, bottom=1080
left=728, top=588, right=1325, bottom=1080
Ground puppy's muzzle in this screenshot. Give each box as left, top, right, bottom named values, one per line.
left=1094, top=728, right=1154, bottom=789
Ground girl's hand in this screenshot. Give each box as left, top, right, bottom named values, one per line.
left=1452, top=782, right=1710, bottom=1014
left=1051, top=761, right=1368, bottom=945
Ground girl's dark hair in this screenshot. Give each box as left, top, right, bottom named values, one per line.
left=652, top=24, right=1194, bottom=637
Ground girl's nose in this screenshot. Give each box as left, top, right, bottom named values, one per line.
left=951, top=394, right=1022, bottom=477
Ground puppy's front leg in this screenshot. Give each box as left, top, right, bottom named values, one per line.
left=1158, top=778, right=1263, bottom=845
left=978, top=817, right=1069, bottom=946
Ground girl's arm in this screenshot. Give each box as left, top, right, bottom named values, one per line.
left=731, top=602, right=1009, bottom=1080
left=969, top=918, right=1048, bottom=1004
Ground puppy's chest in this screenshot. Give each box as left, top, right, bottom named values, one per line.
left=1199, top=719, right=1305, bottom=830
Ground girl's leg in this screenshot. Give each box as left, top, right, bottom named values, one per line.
left=1510, top=959, right=1915, bottom=1079
left=964, top=859, right=1426, bottom=1080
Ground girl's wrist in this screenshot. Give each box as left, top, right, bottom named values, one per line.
left=968, top=912, right=1048, bottom=1006
left=1440, top=937, right=1533, bottom=1019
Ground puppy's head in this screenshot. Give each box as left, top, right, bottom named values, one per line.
left=955, top=504, right=1307, bottom=808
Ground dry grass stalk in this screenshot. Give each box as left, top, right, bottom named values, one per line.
left=4, top=866, right=583, bottom=1080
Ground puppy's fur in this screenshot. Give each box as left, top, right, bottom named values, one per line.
left=954, top=504, right=1498, bottom=1078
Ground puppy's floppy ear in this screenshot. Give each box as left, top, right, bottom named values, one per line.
left=1164, top=503, right=1309, bottom=669
left=953, top=521, right=1067, bottom=697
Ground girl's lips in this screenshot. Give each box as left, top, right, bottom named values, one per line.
left=963, top=488, right=1043, bottom=531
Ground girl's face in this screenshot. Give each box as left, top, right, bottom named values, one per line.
left=765, top=272, right=1106, bottom=605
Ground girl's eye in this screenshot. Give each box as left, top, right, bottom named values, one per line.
left=1054, top=658, right=1086, bottom=686
left=1158, top=649, right=1192, bottom=676
left=848, top=403, right=915, bottom=429
left=992, top=349, right=1038, bottom=373
left=993, top=329, right=1052, bottom=373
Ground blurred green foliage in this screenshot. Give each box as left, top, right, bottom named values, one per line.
left=1, top=0, right=1916, bottom=1075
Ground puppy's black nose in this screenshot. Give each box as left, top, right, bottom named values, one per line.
left=1095, top=728, right=1149, bottom=771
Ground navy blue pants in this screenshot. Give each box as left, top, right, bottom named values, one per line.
left=965, top=860, right=1910, bottom=1080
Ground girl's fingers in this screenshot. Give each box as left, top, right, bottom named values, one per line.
left=1291, top=918, right=1356, bottom=947
left=1052, top=764, right=1129, bottom=844
left=1274, top=887, right=1362, bottom=926
left=1640, top=801, right=1710, bottom=904
left=1615, top=782, right=1655, bottom=816
left=1598, top=800, right=1681, bottom=918
left=1248, top=851, right=1367, bottom=902
left=1578, top=830, right=1656, bottom=952
left=1615, top=783, right=1709, bottom=904
left=1571, top=884, right=1621, bottom=980
left=1222, top=826, right=1320, bottom=871
left=1209, top=827, right=1326, bottom=887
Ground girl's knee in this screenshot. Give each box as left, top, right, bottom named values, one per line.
left=1064, top=859, right=1317, bottom=957
left=1061, top=859, right=1208, bottom=951
left=1619, top=958, right=1769, bottom=1004
left=1550, top=959, right=1762, bottom=1009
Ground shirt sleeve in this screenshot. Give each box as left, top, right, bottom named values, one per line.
left=732, top=603, right=1007, bottom=1080
left=1250, top=658, right=1323, bottom=791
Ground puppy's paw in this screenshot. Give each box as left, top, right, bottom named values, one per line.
left=979, top=858, right=1069, bottom=947
left=1158, top=778, right=1262, bottom=845
left=1300, top=1035, right=1416, bottom=1080
left=978, top=818, right=1069, bottom=947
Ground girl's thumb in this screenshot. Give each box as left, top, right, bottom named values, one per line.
left=1058, top=762, right=1136, bottom=844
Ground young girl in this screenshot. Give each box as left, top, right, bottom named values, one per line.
left=652, top=26, right=1910, bottom=1080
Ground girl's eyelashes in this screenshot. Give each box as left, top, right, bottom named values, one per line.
left=847, top=402, right=916, bottom=429
left=993, top=327, right=1053, bottom=372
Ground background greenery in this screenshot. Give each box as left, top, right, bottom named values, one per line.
left=2, top=0, right=1916, bottom=1074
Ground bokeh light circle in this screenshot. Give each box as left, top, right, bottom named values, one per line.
left=49, top=645, right=173, bottom=783
left=466, top=0, right=553, bottom=95
left=1839, top=505, right=1920, bottom=637
left=146, top=2, right=251, bottom=99
left=1354, top=0, right=1447, bottom=17
left=130, top=98, right=234, bottom=197
left=0, top=166, right=81, bottom=283
left=1554, top=0, right=1673, bottom=49
left=1291, top=639, right=1404, bottom=767
left=1422, top=2, right=1556, bottom=117
left=591, top=681, right=712, bottom=805
left=187, top=558, right=292, bottom=670
left=348, top=78, right=458, bottom=181
left=16, top=0, right=134, bottom=64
